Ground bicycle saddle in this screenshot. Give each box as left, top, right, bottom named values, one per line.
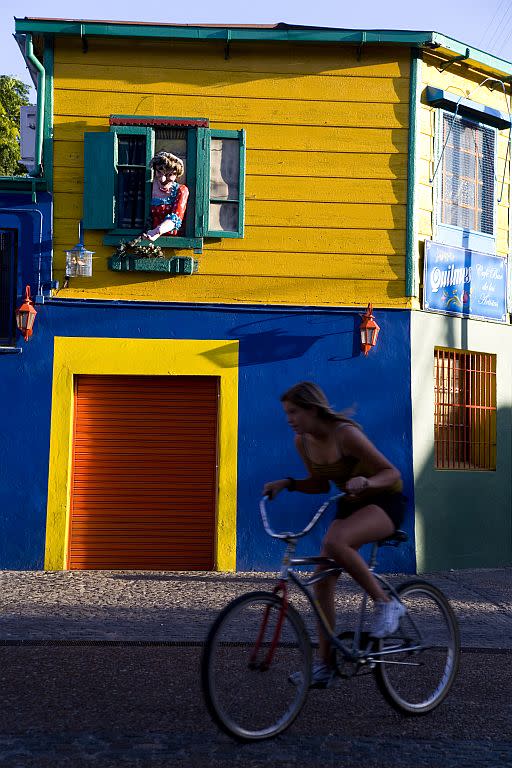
left=378, top=529, right=408, bottom=547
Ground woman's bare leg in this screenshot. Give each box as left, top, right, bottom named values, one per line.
left=315, top=505, right=395, bottom=663
left=314, top=570, right=339, bottom=663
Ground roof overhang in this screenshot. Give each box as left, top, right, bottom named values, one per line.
left=13, top=18, right=512, bottom=79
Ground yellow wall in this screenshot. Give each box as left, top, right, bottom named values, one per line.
left=52, top=38, right=411, bottom=307
left=417, top=51, right=511, bottom=291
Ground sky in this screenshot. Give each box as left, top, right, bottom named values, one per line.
left=2, top=0, right=512, bottom=100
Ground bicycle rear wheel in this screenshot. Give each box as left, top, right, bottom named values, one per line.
left=201, top=591, right=311, bottom=741
left=375, top=579, right=460, bottom=714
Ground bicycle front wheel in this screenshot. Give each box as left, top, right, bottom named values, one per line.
left=375, top=579, right=460, bottom=714
left=201, top=591, right=312, bottom=741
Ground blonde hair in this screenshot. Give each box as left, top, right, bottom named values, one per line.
left=150, top=151, right=184, bottom=179
left=280, top=381, right=360, bottom=428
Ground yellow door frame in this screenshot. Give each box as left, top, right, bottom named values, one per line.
left=45, top=337, right=239, bottom=570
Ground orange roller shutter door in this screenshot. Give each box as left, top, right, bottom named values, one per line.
left=69, top=375, right=219, bottom=570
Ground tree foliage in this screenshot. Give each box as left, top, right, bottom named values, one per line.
left=0, top=76, right=31, bottom=176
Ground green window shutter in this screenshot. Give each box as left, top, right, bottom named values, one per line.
left=83, top=132, right=116, bottom=229
left=203, top=129, right=246, bottom=238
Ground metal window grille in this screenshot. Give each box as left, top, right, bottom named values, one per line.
left=0, top=229, right=17, bottom=345
left=117, top=135, right=146, bottom=229
left=440, top=113, right=495, bottom=235
left=155, top=127, right=188, bottom=184
left=434, top=348, right=496, bottom=470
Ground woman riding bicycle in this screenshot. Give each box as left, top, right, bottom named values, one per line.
left=263, top=381, right=406, bottom=689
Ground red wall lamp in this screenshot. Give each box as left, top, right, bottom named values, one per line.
left=359, top=303, right=380, bottom=356
left=15, top=285, right=37, bottom=341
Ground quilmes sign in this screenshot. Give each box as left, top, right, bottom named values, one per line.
left=424, top=241, right=507, bottom=322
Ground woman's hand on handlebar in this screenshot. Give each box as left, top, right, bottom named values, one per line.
left=262, top=479, right=290, bottom=500
left=344, top=475, right=370, bottom=498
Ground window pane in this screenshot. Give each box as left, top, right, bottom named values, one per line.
left=208, top=202, right=239, bottom=232
left=209, top=138, right=239, bottom=232
left=118, top=168, right=145, bottom=228
left=441, top=114, right=495, bottom=235
left=117, top=135, right=146, bottom=166
left=210, top=138, right=239, bottom=199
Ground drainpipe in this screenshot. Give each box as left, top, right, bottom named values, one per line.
left=24, top=34, right=44, bottom=178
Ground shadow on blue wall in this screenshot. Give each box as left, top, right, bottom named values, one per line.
left=210, top=313, right=362, bottom=366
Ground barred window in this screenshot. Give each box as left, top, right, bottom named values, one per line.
left=434, top=348, right=496, bottom=470
left=440, top=113, right=495, bottom=235
left=117, top=135, right=146, bottom=229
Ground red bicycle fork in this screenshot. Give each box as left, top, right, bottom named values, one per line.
left=248, top=581, right=289, bottom=671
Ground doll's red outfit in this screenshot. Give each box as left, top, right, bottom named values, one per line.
left=150, top=182, right=189, bottom=235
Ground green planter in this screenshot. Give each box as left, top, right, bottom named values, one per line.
left=109, top=254, right=197, bottom=274
left=109, top=240, right=198, bottom=274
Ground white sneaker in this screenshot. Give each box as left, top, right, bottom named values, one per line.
left=370, top=598, right=406, bottom=638
left=289, top=662, right=337, bottom=689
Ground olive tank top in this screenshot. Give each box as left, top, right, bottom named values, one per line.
left=302, top=424, right=402, bottom=494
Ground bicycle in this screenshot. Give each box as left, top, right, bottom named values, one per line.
left=201, top=493, right=460, bottom=742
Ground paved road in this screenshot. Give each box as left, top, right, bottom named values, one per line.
left=0, top=567, right=509, bottom=765
left=0, top=645, right=510, bottom=767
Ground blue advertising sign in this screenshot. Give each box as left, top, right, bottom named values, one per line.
left=423, top=241, right=508, bottom=322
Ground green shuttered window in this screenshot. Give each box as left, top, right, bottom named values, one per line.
left=202, top=129, right=246, bottom=239
left=83, top=118, right=245, bottom=248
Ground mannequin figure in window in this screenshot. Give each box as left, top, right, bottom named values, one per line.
left=143, top=151, right=189, bottom=241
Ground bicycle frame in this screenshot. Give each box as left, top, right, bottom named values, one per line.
left=259, top=495, right=423, bottom=667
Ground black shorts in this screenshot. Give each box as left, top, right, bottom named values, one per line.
left=335, top=492, right=406, bottom=530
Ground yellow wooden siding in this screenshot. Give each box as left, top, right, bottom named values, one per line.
left=50, top=275, right=407, bottom=305
left=54, top=115, right=408, bottom=154
left=55, top=167, right=406, bottom=204
left=52, top=39, right=411, bottom=306
left=55, top=63, right=409, bottom=104
left=54, top=95, right=409, bottom=130
left=415, top=52, right=511, bottom=292
left=52, top=241, right=405, bottom=280
left=54, top=141, right=408, bottom=180
left=53, top=38, right=410, bottom=78
left=54, top=223, right=404, bottom=258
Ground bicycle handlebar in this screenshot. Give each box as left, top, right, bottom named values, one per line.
left=259, top=492, right=345, bottom=540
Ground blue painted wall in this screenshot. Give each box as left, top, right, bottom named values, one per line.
left=0, top=192, right=53, bottom=302
left=0, top=300, right=415, bottom=572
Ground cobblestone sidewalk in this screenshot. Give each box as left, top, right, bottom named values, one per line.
left=0, top=567, right=509, bottom=648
